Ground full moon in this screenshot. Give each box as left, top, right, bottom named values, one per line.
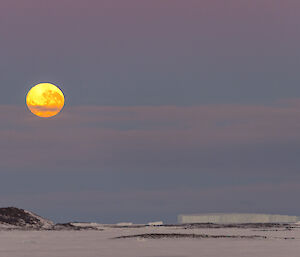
left=26, top=83, right=65, bottom=118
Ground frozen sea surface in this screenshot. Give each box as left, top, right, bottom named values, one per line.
left=0, top=225, right=300, bottom=257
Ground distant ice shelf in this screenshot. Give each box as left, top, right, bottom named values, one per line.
left=178, top=213, right=300, bottom=224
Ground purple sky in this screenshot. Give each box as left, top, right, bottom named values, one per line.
left=1, top=0, right=300, bottom=223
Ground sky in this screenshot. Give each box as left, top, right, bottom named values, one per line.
left=1, top=0, right=300, bottom=223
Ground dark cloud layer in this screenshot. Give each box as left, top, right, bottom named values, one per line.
left=1, top=101, right=300, bottom=222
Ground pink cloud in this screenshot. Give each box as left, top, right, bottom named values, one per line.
left=1, top=100, right=300, bottom=170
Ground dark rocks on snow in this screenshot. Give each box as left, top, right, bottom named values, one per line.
left=0, top=207, right=53, bottom=229
left=114, top=233, right=268, bottom=240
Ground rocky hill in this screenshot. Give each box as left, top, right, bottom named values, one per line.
left=0, top=207, right=54, bottom=229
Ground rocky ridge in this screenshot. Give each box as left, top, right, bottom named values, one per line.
left=0, top=207, right=103, bottom=231
left=0, top=207, right=53, bottom=229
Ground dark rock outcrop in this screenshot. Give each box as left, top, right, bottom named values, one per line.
left=0, top=207, right=53, bottom=229
left=114, top=233, right=268, bottom=239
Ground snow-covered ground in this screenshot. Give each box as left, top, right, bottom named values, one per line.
left=0, top=225, right=300, bottom=257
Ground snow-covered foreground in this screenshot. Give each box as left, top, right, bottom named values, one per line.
left=1, top=225, right=300, bottom=257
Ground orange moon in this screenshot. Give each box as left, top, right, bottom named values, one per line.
left=26, top=83, right=65, bottom=118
